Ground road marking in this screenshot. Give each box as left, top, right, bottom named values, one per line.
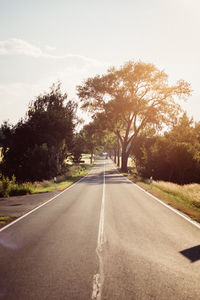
left=133, top=182, right=200, bottom=230
left=92, top=274, right=101, bottom=300
left=92, top=161, right=106, bottom=300
left=0, top=168, right=95, bottom=233
left=113, top=161, right=200, bottom=231
left=97, top=161, right=106, bottom=249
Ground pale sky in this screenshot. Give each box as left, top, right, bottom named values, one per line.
left=0, top=0, right=200, bottom=125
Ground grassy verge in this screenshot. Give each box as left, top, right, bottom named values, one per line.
left=120, top=167, right=200, bottom=223
left=30, top=164, right=92, bottom=194
left=0, top=163, right=94, bottom=197
left=0, top=216, right=16, bottom=226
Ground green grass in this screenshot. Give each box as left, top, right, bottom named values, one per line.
left=30, top=165, right=90, bottom=194
left=0, top=216, right=16, bottom=226
left=27, top=163, right=92, bottom=194
left=0, top=162, right=94, bottom=197
left=32, top=179, right=75, bottom=193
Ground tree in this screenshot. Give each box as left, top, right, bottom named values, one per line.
left=131, top=113, right=200, bottom=184
left=77, top=61, right=191, bottom=172
left=102, top=131, right=119, bottom=164
left=70, top=133, right=85, bottom=163
left=164, top=113, right=200, bottom=183
left=0, top=83, right=77, bottom=181
left=81, top=121, right=104, bottom=163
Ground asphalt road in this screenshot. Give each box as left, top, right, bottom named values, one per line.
left=0, top=158, right=200, bottom=299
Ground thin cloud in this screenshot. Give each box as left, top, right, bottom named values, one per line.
left=0, top=38, right=106, bottom=67
left=0, top=38, right=110, bottom=124
left=44, top=45, right=56, bottom=52
left=0, top=38, right=43, bottom=57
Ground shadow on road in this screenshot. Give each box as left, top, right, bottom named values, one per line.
left=82, top=169, right=132, bottom=185
left=180, top=245, right=200, bottom=263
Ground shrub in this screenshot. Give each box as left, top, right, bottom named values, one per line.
left=0, top=175, right=11, bottom=197
left=0, top=175, right=31, bottom=197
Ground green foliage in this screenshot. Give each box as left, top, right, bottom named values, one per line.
left=78, top=60, right=191, bottom=172
left=0, top=83, right=76, bottom=182
left=0, top=174, right=31, bottom=197
left=132, top=114, right=200, bottom=184
left=0, top=163, right=91, bottom=197
left=0, top=175, right=11, bottom=197
left=0, top=216, right=16, bottom=226
left=70, top=134, right=84, bottom=163
left=80, top=121, right=104, bottom=163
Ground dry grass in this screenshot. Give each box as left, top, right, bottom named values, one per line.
left=135, top=180, right=200, bottom=223
left=115, top=157, right=200, bottom=223
left=153, top=181, right=200, bottom=208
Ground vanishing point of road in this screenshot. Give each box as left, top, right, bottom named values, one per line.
left=0, top=158, right=200, bottom=299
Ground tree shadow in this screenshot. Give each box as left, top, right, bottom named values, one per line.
left=83, top=171, right=132, bottom=185
left=82, top=164, right=132, bottom=185
left=180, top=245, right=200, bottom=263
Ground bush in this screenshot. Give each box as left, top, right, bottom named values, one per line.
left=9, top=183, right=31, bottom=196
left=0, top=175, right=12, bottom=197
left=0, top=175, right=31, bottom=197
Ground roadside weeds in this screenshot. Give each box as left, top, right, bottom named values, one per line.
left=0, top=163, right=93, bottom=197
left=0, top=162, right=94, bottom=228
left=120, top=169, right=200, bottom=224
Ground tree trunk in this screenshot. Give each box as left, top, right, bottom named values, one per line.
left=90, top=152, right=93, bottom=164
left=121, top=150, right=128, bottom=173
left=114, top=149, right=117, bottom=164
left=117, top=140, right=120, bottom=167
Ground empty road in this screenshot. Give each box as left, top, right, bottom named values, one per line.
left=0, top=158, right=200, bottom=299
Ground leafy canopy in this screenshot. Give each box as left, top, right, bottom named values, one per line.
left=77, top=61, right=191, bottom=171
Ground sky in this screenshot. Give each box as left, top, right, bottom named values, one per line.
left=0, top=0, right=200, bottom=125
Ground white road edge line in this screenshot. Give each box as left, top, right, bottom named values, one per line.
left=133, top=181, right=200, bottom=230
left=0, top=168, right=94, bottom=233
left=92, top=160, right=106, bottom=300
left=113, top=161, right=200, bottom=231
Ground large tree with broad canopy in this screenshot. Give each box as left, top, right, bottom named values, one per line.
left=77, top=61, right=191, bottom=172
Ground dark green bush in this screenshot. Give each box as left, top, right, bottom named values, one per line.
left=0, top=175, right=31, bottom=197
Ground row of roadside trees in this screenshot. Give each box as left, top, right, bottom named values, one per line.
left=131, top=113, right=200, bottom=184
left=0, top=83, right=76, bottom=181
left=0, top=60, right=200, bottom=184
left=0, top=83, right=105, bottom=182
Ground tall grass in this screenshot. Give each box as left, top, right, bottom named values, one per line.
left=153, top=181, right=200, bottom=209
left=124, top=175, right=200, bottom=222
left=0, top=163, right=92, bottom=197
